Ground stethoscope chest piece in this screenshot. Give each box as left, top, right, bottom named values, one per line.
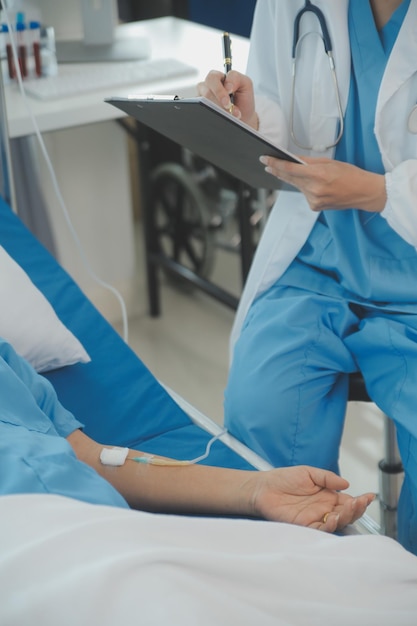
left=408, top=105, right=417, bottom=134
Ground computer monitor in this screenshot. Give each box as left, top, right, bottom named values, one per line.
left=14, top=0, right=150, bottom=62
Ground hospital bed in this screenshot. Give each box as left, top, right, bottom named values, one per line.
left=0, top=195, right=417, bottom=624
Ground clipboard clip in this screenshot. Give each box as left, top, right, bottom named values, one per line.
left=128, top=94, right=180, bottom=101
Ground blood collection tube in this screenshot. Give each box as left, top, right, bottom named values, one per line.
left=29, top=20, right=41, bottom=77
left=16, top=16, right=28, bottom=78
left=4, top=24, right=15, bottom=80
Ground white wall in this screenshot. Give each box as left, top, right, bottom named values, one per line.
left=4, top=1, right=118, bottom=40
left=34, top=119, right=139, bottom=324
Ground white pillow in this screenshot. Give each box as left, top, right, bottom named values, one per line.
left=0, top=246, right=90, bottom=372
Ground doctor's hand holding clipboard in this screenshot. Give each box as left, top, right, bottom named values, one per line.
left=198, top=29, right=386, bottom=218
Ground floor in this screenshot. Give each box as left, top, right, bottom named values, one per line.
left=114, top=216, right=387, bottom=529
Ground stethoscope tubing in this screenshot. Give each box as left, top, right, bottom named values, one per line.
left=290, top=2, right=344, bottom=152
left=292, top=0, right=333, bottom=57
left=290, top=0, right=417, bottom=149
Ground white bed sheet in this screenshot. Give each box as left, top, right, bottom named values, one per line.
left=1, top=494, right=416, bottom=626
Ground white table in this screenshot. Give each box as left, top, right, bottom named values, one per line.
left=4, top=18, right=249, bottom=323
left=6, top=17, right=249, bottom=138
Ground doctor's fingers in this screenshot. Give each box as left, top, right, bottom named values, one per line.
left=260, top=156, right=338, bottom=211
left=198, top=69, right=235, bottom=108
left=198, top=69, right=254, bottom=117
left=260, top=155, right=309, bottom=184
left=197, top=70, right=225, bottom=100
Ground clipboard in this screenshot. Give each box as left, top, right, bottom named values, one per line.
left=105, top=95, right=303, bottom=190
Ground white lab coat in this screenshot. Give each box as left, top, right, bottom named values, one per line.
left=230, top=0, right=417, bottom=352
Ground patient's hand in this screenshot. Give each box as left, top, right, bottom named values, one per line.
left=246, top=466, right=375, bottom=532
left=68, top=430, right=373, bottom=532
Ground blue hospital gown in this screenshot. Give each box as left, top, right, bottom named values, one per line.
left=0, top=337, right=128, bottom=508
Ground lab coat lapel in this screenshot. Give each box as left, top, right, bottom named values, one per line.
left=376, top=0, right=417, bottom=168
left=379, top=0, right=417, bottom=105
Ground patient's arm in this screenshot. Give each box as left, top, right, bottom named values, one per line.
left=68, top=429, right=374, bottom=533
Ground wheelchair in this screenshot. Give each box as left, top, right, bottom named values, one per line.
left=150, top=148, right=274, bottom=284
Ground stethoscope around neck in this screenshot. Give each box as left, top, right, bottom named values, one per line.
left=290, top=0, right=417, bottom=151
left=290, top=0, right=344, bottom=152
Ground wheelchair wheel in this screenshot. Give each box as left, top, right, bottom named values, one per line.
left=151, top=163, right=215, bottom=282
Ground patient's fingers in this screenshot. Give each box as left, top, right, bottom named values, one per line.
left=317, top=511, right=340, bottom=533
left=344, top=493, right=375, bottom=525
left=307, top=467, right=350, bottom=492
left=317, top=493, right=375, bottom=533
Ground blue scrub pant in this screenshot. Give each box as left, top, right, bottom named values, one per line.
left=224, top=285, right=417, bottom=554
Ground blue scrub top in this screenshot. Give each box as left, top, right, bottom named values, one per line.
left=281, top=0, right=417, bottom=309
left=0, top=338, right=129, bottom=508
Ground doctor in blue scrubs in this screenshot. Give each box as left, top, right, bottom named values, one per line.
left=199, top=0, right=417, bottom=554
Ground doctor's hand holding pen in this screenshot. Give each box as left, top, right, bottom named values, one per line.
left=198, top=31, right=258, bottom=128
left=198, top=69, right=387, bottom=216
left=198, top=68, right=258, bottom=129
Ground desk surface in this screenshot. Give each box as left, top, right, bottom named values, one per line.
left=5, top=17, right=249, bottom=139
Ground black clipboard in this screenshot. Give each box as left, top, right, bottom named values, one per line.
left=105, top=95, right=303, bottom=190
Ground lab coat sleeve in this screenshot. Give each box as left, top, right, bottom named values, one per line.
left=382, top=160, right=417, bottom=250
